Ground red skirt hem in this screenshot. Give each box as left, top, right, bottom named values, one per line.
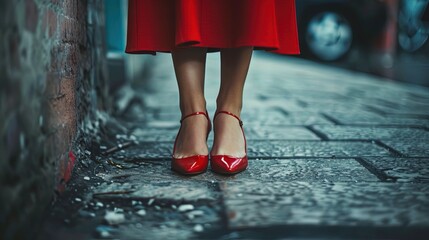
left=125, top=44, right=301, bottom=55
left=125, top=0, right=300, bottom=55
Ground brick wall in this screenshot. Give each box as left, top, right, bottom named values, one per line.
left=0, top=0, right=108, bottom=239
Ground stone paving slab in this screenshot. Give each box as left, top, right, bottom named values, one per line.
left=242, top=109, right=333, bottom=126
left=381, top=141, right=429, bottom=157
left=260, top=90, right=350, bottom=102
left=247, top=140, right=392, bottom=158
left=221, top=181, right=429, bottom=228
left=260, top=99, right=314, bottom=112
left=367, top=102, right=429, bottom=116
left=120, top=140, right=392, bottom=160
left=131, top=126, right=320, bottom=141
left=322, top=111, right=429, bottom=127
left=117, top=142, right=174, bottom=159
left=139, top=110, right=334, bottom=127
left=372, top=108, right=429, bottom=117
left=91, top=180, right=218, bottom=201
left=313, top=125, right=429, bottom=140
left=362, top=157, right=429, bottom=183
left=103, top=158, right=379, bottom=183
left=246, top=126, right=320, bottom=140
left=41, top=193, right=222, bottom=240
left=281, top=101, right=370, bottom=114
left=131, top=128, right=178, bottom=142
left=114, top=202, right=222, bottom=240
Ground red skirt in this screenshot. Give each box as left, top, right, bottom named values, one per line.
left=125, top=0, right=300, bottom=55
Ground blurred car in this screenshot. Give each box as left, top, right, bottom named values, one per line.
left=296, top=0, right=388, bottom=61
left=397, top=0, right=429, bottom=52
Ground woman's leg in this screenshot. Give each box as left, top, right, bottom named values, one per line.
left=211, top=46, right=254, bottom=157
left=171, top=47, right=210, bottom=158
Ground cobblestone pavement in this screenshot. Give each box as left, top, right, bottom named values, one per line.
left=39, top=52, right=429, bottom=239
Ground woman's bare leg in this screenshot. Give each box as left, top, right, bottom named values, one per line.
left=171, top=47, right=209, bottom=158
left=211, top=46, right=254, bottom=157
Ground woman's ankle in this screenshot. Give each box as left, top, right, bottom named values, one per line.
left=215, top=99, right=242, bottom=116
left=180, top=101, right=207, bottom=116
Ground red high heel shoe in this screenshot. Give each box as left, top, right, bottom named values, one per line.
left=171, top=111, right=211, bottom=175
left=210, top=111, right=248, bottom=174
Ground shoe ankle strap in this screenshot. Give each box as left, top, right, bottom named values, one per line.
left=214, top=111, right=243, bottom=126
left=180, top=111, right=210, bottom=123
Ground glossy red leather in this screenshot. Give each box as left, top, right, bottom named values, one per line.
left=171, top=111, right=211, bottom=175
left=210, top=111, right=248, bottom=174
left=210, top=155, right=248, bottom=174
left=171, top=155, right=209, bottom=175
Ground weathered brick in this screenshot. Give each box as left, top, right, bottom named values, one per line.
left=0, top=0, right=107, bottom=239
left=61, top=0, right=78, bottom=19
left=8, top=30, right=21, bottom=70
left=42, top=8, right=57, bottom=38
left=59, top=14, right=86, bottom=45
left=50, top=43, right=81, bottom=78
left=25, top=0, right=39, bottom=32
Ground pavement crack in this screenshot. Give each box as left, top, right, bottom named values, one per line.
left=355, top=157, right=396, bottom=182
left=320, top=113, right=342, bottom=125
left=374, top=140, right=406, bottom=157
left=305, top=126, right=330, bottom=140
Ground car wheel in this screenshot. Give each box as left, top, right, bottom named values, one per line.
left=397, top=0, right=429, bottom=52
left=301, top=10, right=354, bottom=61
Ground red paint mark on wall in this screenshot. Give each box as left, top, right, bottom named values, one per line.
left=64, top=150, right=76, bottom=182
left=56, top=150, right=77, bottom=193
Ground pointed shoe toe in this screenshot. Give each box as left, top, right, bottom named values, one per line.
left=171, top=155, right=209, bottom=175
left=210, top=155, right=248, bottom=175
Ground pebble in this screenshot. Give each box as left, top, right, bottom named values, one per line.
left=99, top=231, right=110, bottom=238
left=136, top=209, right=146, bottom=216
left=178, top=204, right=194, bottom=212
left=96, top=202, right=104, bottom=207
left=104, top=210, right=125, bottom=225
left=75, top=197, right=82, bottom=202
left=193, top=224, right=204, bottom=232
left=84, top=176, right=90, bottom=181
left=114, top=207, right=124, bottom=212
left=148, top=198, right=155, bottom=205
left=186, top=210, right=204, bottom=220
left=96, top=225, right=114, bottom=238
left=189, top=210, right=204, bottom=216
